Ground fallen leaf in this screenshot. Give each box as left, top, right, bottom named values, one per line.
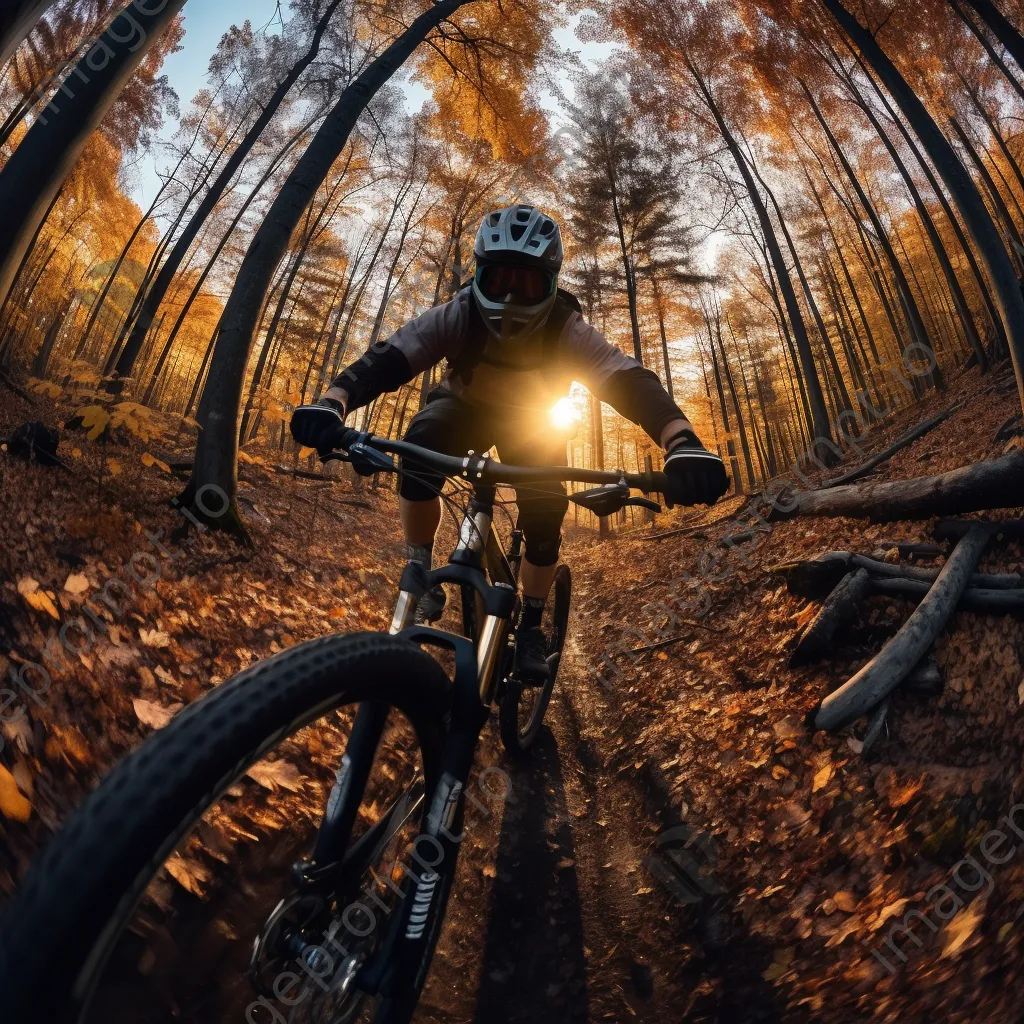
left=154, top=666, right=176, bottom=687
left=941, top=900, right=985, bottom=958
left=139, top=628, right=171, bottom=648
left=133, top=698, right=182, bottom=729
left=64, top=573, right=90, bottom=595
left=0, top=763, right=32, bottom=822
left=17, top=577, right=59, bottom=619
left=246, top=759, right=303, bottom=792
left=141, top=452, right=171, bottom=473
left=106, top=458, right=122, bottom=477
left=833, top=890, right=858, bottom=913
left=298, top=446, right=317, bottom=459
left=812, top=764, right=833, bottom=793
left=762, top=946, right=794, bottom=981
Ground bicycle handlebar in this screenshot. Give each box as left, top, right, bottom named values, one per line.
left=330, top=423, right=669, bottom=496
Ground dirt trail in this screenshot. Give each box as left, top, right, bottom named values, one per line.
left=417, top=577, right=782, bottom=1024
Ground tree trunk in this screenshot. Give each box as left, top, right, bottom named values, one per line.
left=952, top=0, right=1024, bottom=104
left=112, top=0, right=345, bottom=386
left=961, top=0, right=1024, bottom=71
left=821, top=0, right=1024, bottom=413
left=185, top=0, right=476, bottom=531
left=685, top=54, right=835, bottom=460
left=0, top=0, right=188, bottom=308
left=0, top=0, right=57, bottom=67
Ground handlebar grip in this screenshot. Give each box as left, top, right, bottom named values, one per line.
left=639, top=471, right=670, bottom=495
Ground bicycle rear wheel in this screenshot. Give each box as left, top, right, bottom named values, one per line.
left=0, top=633, right=456, bottom=1024
left=499, top=564, right=572, bottom=755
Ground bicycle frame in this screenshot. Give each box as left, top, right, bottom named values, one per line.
left=293, top=481, right=520, bottom=1001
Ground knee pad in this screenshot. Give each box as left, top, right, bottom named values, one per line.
left=399, top=412, right=453, bottom=501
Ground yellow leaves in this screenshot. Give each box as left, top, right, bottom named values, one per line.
left=17, top=577, right=59, bottom=619
left=28, top=377, right=63, bottom=399
left=133, top=697, right=182, bottom=730
left=77, top=404, right=110, bottom=441
left=246, top=759, right=303, bottom=792
left=0, top=763, right=32, bottom=822
left=833, top=891, right=858, bottom=913
left=106, top=457, right=122, bottom=476
left=794, top=603, right=818, bottom=631
left=941, top=899, right=985, bottom=959
left=139, top=628, right=171, bottom=648
left=812, top=763, right=833, bottom=793
left=298, top=446, right=317, bottom=460
left=141, top=452, right=170, bottom=473
left=64, top=573, right=90, bottom=595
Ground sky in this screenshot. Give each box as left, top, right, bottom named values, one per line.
left=126, top=3, right=616, bottom=210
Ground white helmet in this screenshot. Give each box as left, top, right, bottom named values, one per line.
left=472, top=204, right=564, bottom=340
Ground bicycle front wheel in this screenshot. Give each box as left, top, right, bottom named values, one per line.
left=0, top=632, right=454, bottom=1024
left=499, top=564, right=572, bottom=755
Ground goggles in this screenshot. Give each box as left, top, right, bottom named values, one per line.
left=474, top=264, right=556, bottom=304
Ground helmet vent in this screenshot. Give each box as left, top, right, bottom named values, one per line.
left=529, top=239, right=540, bottom=248
left=491, top=233, right=500, bottom=242
left=516, top=208, right=531, bottom=221
left=510, top=223, right=526, bottom=240
left=488, top=213, right=500, bottom=226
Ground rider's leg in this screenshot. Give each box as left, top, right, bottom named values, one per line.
left=400, top=495, right=442, bottom=546
left=399, top=392, right=487, bottom=620
left=511, top=478, right=568, bottom=680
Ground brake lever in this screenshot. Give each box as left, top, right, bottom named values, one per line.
left=347, top=441, right=395, bottom=477
left=625, top=497, right=662, bottom=513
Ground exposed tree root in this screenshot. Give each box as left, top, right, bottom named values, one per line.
left=934, top=518, right=1024, bottom=544
left=821, top=403, right=958, bottom=489
left=768, top=449, right=1024, bottom=522
left=814, top=525, right=992, bottom=731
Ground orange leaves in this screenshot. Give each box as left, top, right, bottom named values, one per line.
left=16, top=577, right=59, bottom=620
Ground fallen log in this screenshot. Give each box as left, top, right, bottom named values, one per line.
left=934, top=519, right=1024, bottom=544
left=769, top=449, right=1024, bottom=522
left=872, top=577, right=1024, bottom=614
left=791, top=569, right=872, bottom=665
left=815, top=525, right=992, bottom=731
left=821, top=404, right=958, bottom=489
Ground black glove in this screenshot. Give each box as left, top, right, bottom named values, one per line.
left=289, top=398, right=345, bottom=451
left=662, top=430, right=729, bottom=508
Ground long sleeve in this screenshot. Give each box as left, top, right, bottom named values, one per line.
left=332, top=293, right=469, bottom=410
left=559, top=313, right=686, bottom=442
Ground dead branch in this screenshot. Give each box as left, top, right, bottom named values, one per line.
left=871, top=577, right=1024, bottom=614
left=815, top=525, right=993, bottom=731
left=821, top=404, right=958, bottom=489
left=769, top=450, right=1024, bottom=522
left=934, top=518, right=1024, bottom=544
left=861, top=699, right=889, bottom=754
left=791, top=568, right=872, bottom=665
left=629, top=622, right=727, bottom=654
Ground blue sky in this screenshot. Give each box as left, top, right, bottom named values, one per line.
left=128, top=4, right=615, bottom=209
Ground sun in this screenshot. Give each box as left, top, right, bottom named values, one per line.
left=550, top=397, right=581, bottom=431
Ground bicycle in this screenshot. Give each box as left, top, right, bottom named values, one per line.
left=0, top=406, right=669, bottom=1024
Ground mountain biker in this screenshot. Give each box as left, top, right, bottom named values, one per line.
left=291, top=204, right=728, bottom=682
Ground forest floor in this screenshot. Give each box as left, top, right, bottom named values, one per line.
left=1, top=361, right=1024, bottom=1022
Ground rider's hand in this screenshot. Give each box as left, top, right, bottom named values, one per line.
left=662, top=430, right=729, bottom=508
left=290, top=394, right=347, bottom=450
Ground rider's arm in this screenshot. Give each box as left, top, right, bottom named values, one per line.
left=327, top=295, right=468, bottom=414
left=560, top=314, right=696, bottom=447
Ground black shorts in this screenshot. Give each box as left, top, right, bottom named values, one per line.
left=399, top=389, right=568, bottom=566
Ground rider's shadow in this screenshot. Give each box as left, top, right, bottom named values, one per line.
left=474, top=730, right=589, bottom=1023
